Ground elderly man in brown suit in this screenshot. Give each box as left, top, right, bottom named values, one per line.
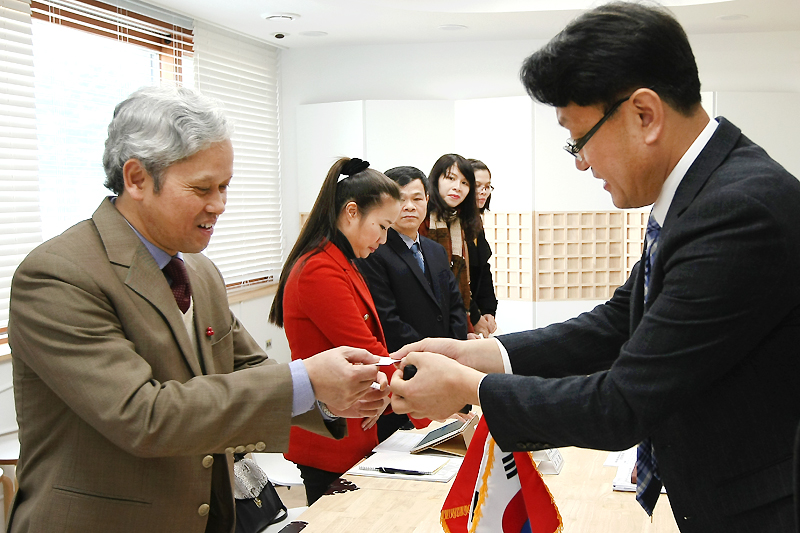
left=7, top=86, right=387, bottom=532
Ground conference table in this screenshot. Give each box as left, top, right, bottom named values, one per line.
left=296, top=443, right=680, bottom=532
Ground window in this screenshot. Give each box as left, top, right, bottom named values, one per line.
left=194, top=22, right=283, bottom=287
left=1, top=0, right=285, bottom=343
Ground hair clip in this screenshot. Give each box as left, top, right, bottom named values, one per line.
left=338, top=158, right=370, bottom=182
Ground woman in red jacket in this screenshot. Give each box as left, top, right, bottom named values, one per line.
left=269, top=157, right=403, bottom=504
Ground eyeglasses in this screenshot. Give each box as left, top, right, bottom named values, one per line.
left=563, top=95, right=631, bottom=162
left=477, top=185, right=494, bottom=194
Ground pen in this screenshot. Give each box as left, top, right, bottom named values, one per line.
left=377, top=467, right=426, bottom=476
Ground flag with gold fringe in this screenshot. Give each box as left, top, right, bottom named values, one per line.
left=441, top=417, right=562, bottom=533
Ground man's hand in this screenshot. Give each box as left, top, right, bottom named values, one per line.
left=390, top=337, right=504, bottom=374
left=327, top=372, right=390, bottom=428
left=304, top=346, right=380, bottom=411
left=390, top=352, right=484, bottom=420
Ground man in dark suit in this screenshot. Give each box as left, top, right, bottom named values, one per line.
left=8, top=86, right=384, bottom=533
left=357, top=166, right=467, bottom=440
left=391, top=3, right=800, bottom=532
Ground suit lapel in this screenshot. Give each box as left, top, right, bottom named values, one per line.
left=386, top=231, right=440, bottom=306
left=92, top=198, right=203, bottom=377
left=632, top=118, right=741, bottom=330
left=325, top=243, right=385, bottom=344
left=184, top=258, right=214, bottom=374
left=663, top=118, right=741, bottom=233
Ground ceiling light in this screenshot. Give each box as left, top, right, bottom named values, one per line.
left=261, top=13, right=300, bottom=22
left=439, top=24, right=467, bottom=31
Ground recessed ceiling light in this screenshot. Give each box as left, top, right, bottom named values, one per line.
left=717, top=13, right=748, bottom=21
left=439, top=24, right=467, bottom=31
left=261, top=13, right=300, bottom=22
left=300, top=31, right=328, bottom=37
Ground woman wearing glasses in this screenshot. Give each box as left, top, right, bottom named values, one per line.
left=467, top=159, right=499, bottom=337
left=420, top=154, right=482, bottom=336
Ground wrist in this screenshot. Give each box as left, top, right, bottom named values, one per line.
left=317, top=400, right=338, bottom=420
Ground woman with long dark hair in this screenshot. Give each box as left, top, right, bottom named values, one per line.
left=269, top=157, right=407, bottom=505
left=467, top=158, right=498, bottom=336
left=421, top=154, right=482, bottom=335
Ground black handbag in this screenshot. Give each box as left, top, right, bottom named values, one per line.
left=233, top=454, right=288, bottom=533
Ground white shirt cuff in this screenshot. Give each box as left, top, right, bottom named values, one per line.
left=477, top=338, right=513, bottom=406
left=289, top=359, right=316, bottom=416
left=494, top=337, right=513, bottom=374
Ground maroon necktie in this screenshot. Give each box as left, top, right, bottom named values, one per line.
left=163, top=257, right=192, bottom=313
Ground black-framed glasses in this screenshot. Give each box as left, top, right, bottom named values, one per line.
left=563, top=95, right=631, bottom=162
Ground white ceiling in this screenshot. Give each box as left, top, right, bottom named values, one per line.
left=145, top=0, right=800, bottom=49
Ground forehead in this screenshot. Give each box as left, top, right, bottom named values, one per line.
left=400, top=179, right=426, bottom=196
left=445, top=164, right=464, bottom=178
left=474, top=169, right=491, bottom=182
left=556, top=103, right=604, bottom=133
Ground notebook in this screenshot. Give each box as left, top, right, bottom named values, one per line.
left=357, top=452, right=449, bottom=475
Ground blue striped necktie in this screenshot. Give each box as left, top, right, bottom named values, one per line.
left=411, top=242, right=425, bottom=273
left=637, top=213, right=662, bottom=515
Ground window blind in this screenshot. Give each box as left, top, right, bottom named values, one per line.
left=31, top=0, right=193, bottom=65
left=193, top=21, right=283, bottom=287
left=0, top=0, right=41, bottom=334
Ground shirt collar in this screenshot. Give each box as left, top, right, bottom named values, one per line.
left=396, top=230, right=420, bottom=249
left=650, top=118, right=719, bottom=227
left=111, top=195, right=181, bottom=268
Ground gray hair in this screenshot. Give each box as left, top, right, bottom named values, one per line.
left=103, top=85, right=233, bottom=195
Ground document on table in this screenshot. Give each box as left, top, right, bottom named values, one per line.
left=372, top=431, right=424, bottom=454
left=346, top=451, right=463, bottom=482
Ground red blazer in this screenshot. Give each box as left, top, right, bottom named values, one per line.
left=282, top=241, right=393, bottom=473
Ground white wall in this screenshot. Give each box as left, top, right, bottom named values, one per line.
left=262, top=30, right=800, bottom=344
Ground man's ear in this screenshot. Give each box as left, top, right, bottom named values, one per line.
left=121, top=159, right=150, bottom=201
left=630, top=88, right=664, bottom=146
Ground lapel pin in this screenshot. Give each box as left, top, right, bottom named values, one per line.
left=206, top=327, right=214, bottom=337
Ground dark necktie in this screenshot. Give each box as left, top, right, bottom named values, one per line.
left=163, top=257, right=192, bottom=313
left=637, top=213, right=662, bottom=515
left=411, top=242, right=425, bottom=273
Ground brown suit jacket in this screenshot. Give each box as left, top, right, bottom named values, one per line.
left=7, top=198, right=342, bottom=532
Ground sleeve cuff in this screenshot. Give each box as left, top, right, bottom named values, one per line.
left=289, top=359, right=316, bottom=416
left=494, top=337, right=513, bottom=374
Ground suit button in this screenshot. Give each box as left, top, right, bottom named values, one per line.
left=245, top=444, right=255, bottom=453
left=235, top=445, right=245, bottom=454
left=255, top=441, right=266, bottom=451
left=198, top=503, right=210, bottom=516
left=202, top=455, right=214, bottom=468
left=437, top=315, right=443, bottom=322
left=363, top=314, right=369, bottom=320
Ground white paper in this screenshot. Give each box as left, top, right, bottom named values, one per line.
left=372, top=431, right=423, bottom=454
left=347, top=453, right=463, bottom=483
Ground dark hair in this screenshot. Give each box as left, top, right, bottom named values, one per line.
left=269, top=157, right=400, bottom=326
left=384, top=166, right=429, bottom=191
left=519, top=2, right=701, bottom=115
left=468, top=158, right=492, bottom=213
left=427, top=154, right=480, bottom=240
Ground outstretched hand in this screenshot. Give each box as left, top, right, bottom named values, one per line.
left=390, top=337, right=504, bottom=374
left=390, top=351, right=484, bottom=421
left=304, top=346, right=380, bottom=411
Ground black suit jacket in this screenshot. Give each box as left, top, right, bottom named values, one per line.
left=467, top=227, right=498, bottom=324
left=480, top=118, right=800, bottom=533
left=357, top=228, right=468, bottom=351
